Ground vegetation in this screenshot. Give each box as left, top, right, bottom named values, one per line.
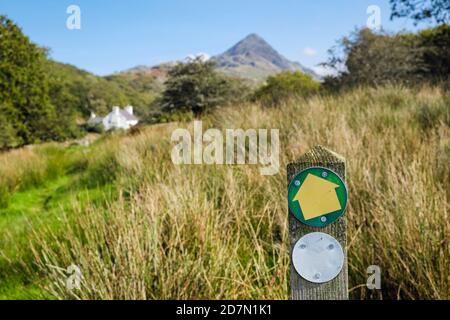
left=0, top=6, right=448, bottom=300
left=418, top=24, right=450, bottom=79
left=253, top=71, right=320, bottom=106
left=45, top=60, right=159, bottom=120
left=0, top=85, right=448, bottom=299
left=161, top=58, right=249, bottom=116
left=0, top=16, right=79, bottom=149
left=390, top=0, right=449, bottom=24
left=323, top=24, right=449, bottom=89
left=0, top=15, right=161, bottom=150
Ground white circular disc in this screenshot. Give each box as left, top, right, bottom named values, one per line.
left=292, top=232, right=344, bottom=284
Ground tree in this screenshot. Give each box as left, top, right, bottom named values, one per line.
left=0, top=16, right=65, bottom=148
left=322, top=25, right=449, bottom=89
left=161, top=58, right=246, bottom=116
left=390, top=0, right=450, bottom=24
left=322, top=28, right=425, bottom=88
left=0, top=102, right=20, bottom=148
left=418, top=24, right=450, bottom=79
left=0, top=16, right=166, bottom=149
left=253, top=71, right=320, bottom=106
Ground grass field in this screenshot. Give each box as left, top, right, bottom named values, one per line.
left=0, top=85, right=448, bottom=299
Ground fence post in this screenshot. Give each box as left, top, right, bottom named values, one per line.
left=287, top=145, right=348, bottom=300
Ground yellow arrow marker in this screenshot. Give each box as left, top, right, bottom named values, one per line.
left=293, top=173, right=342, bottom=220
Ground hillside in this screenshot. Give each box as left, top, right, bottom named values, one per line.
left=47, top=60, right=161, bottom=119
left=120, top=62, right=175, bottom=83
left=0, top=12, right=163, bottom=150
left=0, top=85, right=448, bottom=300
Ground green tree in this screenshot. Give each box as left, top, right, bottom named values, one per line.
left=0, top=16, right=64, bottom=148
left=323, top=26, right=449, bottom=89
left=0, top=16, right=164, bottom=148
left=162, top=58, right=246, bottom=116
left=253, top=71, right=320, bottom=106
left=390, top=0, right=449, bottom=24
left=323, top=28, right=425, bottom=88
left=0, top=102, right=20, bottom=147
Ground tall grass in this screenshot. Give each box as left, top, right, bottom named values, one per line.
left=1, top=85, right=449, bottom=299
left=0, top=145, right=59, bottom=208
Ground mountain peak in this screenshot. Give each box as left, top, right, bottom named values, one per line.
left=224, top=33, right=275, bottom=58
left=245, top=33, right=261, bottom=38
left=241, top=33, right=265, bottom=42
left=213, top=34, right=319, bottom=81
left=122, top=34, right=319, bottom=83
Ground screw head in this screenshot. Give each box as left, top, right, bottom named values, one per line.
left=327, top=244, right=334, bottom=250
left=294, top=180, right=300, bottom=186
left=320, top=216, right=327, bottom=222
left=300, top=244, right=307, bottom=249
left=314, top=273, right=321, bottom=280
left=321, top=171, right=328, bottom=178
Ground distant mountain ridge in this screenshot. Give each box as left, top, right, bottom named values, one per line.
left=120, top=34, right=319, bottom=81
left=212, top=33, right=318, bottom=80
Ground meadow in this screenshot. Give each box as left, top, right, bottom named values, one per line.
left=0, top=85, right=448, bottom=299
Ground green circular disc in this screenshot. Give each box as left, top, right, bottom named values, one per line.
left=288, top=167, right=347, bottom=227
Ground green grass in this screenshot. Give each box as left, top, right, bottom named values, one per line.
left=0, top=85, right=448, bottom=300
left=0, top=143, right=117, bottom=299
left=0, top=177, right=69, bottom=299
left=0, top=277, right=52, bottom=300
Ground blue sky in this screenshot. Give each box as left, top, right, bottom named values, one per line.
left=0, top=0, right=435, bottom=76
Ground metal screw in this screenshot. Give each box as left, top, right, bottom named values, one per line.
left=300, top=244, right=306, bottom=249
left=294, top=180, right=300, bottom=186
left=314, top=273, right=321, bottom=280
left=327, top=244, right=334, bottom=250
left=322, top=171, right=328, bottom=178
left=320, top=216, right=327, bottom=222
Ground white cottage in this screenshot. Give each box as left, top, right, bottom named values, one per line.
left=88, top=106, right=139, bottom=131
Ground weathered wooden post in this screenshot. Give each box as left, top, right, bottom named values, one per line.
left=287, top=145, right=348, bottom=300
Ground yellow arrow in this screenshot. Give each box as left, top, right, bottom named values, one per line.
left=293, top=173, right=341, bottom=220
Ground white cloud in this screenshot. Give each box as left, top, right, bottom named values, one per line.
left=312, top=65, right=338, bottom=77
left=185, top=52, right=211, bottom=62
left=312, top=61, right=347, bottom=78
left=303, top=47, right=317, bottom=57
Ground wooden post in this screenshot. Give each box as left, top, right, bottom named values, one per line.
left=288, top=145, right=348, bottom=300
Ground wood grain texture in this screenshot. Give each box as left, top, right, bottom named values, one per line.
left=288, top=145, right=348, bottom=300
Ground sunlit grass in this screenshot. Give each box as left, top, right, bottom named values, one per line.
left=0, top=85, right=448, bottom=300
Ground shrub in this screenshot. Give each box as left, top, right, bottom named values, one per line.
left=253, top=71, right=320, bottom=106
left=155, top=110, right=195, bottom=123
left=85, top=122, right=105, bottom=134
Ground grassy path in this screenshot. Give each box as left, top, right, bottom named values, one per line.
left=0, top=140, right=116, bottom=299
left=0, top=175, right=74, bottom=299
